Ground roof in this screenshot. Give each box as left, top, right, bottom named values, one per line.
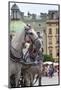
left=11, top=4, right=20, bottom=10
left=46, top=19, right=59, bottom=24
left=48, top=10, right=58, bottom=13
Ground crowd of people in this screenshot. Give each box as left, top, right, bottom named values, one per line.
left=42, top=63, right=58, bottom=77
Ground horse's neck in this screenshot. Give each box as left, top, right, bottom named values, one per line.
left=12, top=31, right=25, bottom=51
left=11, top=31, right=25, bottom=58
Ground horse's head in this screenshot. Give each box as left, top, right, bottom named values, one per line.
left=25, top=24, right=38, bottom=41
left=25, top=24, right=42, bottom=50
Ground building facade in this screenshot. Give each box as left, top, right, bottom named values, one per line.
left=45, top=11, right=59, bottom=62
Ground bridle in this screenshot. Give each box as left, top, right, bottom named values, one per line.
left=10, top=46, right=22, bottom=62
left=25, top=31, right=39, bottom=45
left=10, top=45, right=29, bottom=63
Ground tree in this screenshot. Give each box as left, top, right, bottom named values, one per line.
left=43, top=54, right=54, bottom=62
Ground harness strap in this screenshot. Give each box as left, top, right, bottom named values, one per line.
left=33, top=37, right=39, bottom=43
left=10, top=46, right=29, bottom=63
left=10, top=50, right=21, bottom=60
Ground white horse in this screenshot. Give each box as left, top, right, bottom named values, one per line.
left=9, top=24, right=43, bottom=87
left=9, top=25, right=27, bottom=87
left=9, top=24, right=34, bottom=87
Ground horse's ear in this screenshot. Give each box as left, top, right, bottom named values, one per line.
left=24, top=25, right=29, bottom=31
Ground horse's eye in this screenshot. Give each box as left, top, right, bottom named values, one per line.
left=29, top=32, right=33, bottom=35
left=25, top=32, right=33, bottom=36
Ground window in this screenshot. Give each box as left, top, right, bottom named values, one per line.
left=49, top=47, right=53, bottom=56
left=49, top=49, right=52, bottom=56
left=48, top=37, right=52, bottom=44
left=56, top=36, right=59, bottom=44
left=13, top=11, right=14, bottom=19
left=56, top=49, right=59, bottom=57
left=49, top=23, right=52, bottom=26
left=56, top=28, right=58, bottom=34
left=16, top=11, right=17, bottom=19
left=49, top=28, right=52, bottom=34
left=12, top=10, right=18, bottom=20
left=56, top=28, right=59, bottom=34
left=58, top=28, right=59, bottom=34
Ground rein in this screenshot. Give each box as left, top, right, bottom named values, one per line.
left=10, top=46, right=40, bottom=65
left=25, top=31, right=39, bottom=44
left=33, top=37, right=39, bottom=44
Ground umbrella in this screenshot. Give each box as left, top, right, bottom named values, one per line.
left=53, top=62, right=59, bottom=66
left=43, top=61, right=53, bottom=65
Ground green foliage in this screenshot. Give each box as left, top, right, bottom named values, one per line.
left=43, top=54, right=54, bottom=62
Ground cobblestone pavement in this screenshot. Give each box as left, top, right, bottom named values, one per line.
left=34, top=72, right=59, bottom=86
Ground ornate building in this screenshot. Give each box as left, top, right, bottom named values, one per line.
left=45, top=11, right=59, bottom=62
left=11, top=4, right=24, bottom=20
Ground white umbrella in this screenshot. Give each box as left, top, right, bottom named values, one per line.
left=53, top=63, right=59, bottom=66
left=43, top=61, right=53, bottom=65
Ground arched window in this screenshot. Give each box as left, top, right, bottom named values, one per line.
left=12, top=11, right=14, bottom=20
left=49, top=49, right=52, bottom=56
left=16, top=11, right=17, bottom=19
left=49, top=28, right=52, bottom=34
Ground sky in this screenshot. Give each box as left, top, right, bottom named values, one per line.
left=10, top=2, right=59, bottom=16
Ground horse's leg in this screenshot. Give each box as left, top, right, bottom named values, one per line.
left=38, top=64, right=43, bottom=86
left=15, top=70, right=21, bottom=87
left=9, top=60, right=16, bottom=88
left=15, top=63, right=22, bottom=87
left=27, top=71, right=34, bottom=86
left=23, top=71, right=31, bottom=87
left=8, top=74, right=11, bottom=88
left=24, top=77, right=30, bottom=86
left=29, top=73, right=34, bottom=86
left=39, top=75, right=42, bottom=86
left=10, top=74, right=16, bottom=88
